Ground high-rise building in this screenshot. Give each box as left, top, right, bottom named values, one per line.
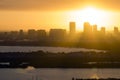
left=101, top=27, right=106, bottom=35
left=49, top=29, right=66, bottom=42
left=28, top=29, right=36, bottom=40
left=83, top=22, right=92, bottom=33
left=19, top=29, right=24, bottom=40
left=37, top=29, right=47, bottom=41
left=37, top=30, right=46, bottom=37
left=69, top=22, right=76, bottom=34
left=114, top=27, right=119, bottom=34
left=93, top=25, right=97, bottom=33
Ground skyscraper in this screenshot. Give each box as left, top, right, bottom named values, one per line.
left=69, top=22, right=76, bottom=34
left=83, top=22, right=92, bottom=33
left=93, top=25, right=97, bottom=33
left=114, top=27, right=119, bottom=34
left=101, top=27, right=106, bottom=35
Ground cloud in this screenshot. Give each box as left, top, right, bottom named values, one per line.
left=0, top=0, right=120, bottom=11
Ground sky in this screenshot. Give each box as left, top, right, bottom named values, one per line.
left=0, top=0, right=120, bottom=31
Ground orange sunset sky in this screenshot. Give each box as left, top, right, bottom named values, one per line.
left=0, top=0, right=120, bottom=31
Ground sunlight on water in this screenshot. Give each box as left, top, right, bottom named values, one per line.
left=25, top=66, right=35, bottom=71
left=0, top=68, right=119, bottom=80
left=91, top=74, right=99, bottom=79
left=90, top=68, right=99, bottom=79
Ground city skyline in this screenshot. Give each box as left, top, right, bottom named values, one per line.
left=0, top=21, right=119, bottom=33
left=0, top=21, right=119, bottom=47
left=0, top=0, right=120, bottom=31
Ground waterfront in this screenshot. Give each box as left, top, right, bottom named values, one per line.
left=0, top=46, right=105, bottom=53
left=0, top=68, right=120, bottom=80
left=0, top=46, right=118, bottom=80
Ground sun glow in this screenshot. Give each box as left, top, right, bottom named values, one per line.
left=80, top=7, right=104, bottom=24
left=67, top=7, right=111, bottom=30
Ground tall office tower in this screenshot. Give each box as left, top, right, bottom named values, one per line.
left=93, top=25, right=97, bottom=33
left=83, top=22, right=92, bottom=34
left=101, top=27, right=106, bottom=35
left=114, top=27, right=119, bottom=34
left=69, top=22, right=76, bottom=34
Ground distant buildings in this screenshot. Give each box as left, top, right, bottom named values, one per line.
left=69, top=22, right=76, bottom=35
left=37, top=30, right=47, bottom=41
left=0, top=22, right=119, bottom=43
left=10, top=31, right=19, bottom=40
left=28, top=29, right=36, bottom=40
left=100, top=27, right=106, bottom=35
left=49, top=29, right=66, bottom=42
left=114, top=27, right=119, bottom=34
left=84, top=22, right=92, bottom=34
left=19, top=29, right=24, bottom=40
left=92, top=24, right=98, bottom=33
left=83, top=22, right=107, bottom=36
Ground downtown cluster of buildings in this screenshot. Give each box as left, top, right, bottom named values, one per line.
left=0, top=22, right=119, bottom=43
left=70, top=22, right=119, bottom=35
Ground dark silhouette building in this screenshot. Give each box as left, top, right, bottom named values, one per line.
left=37, top=30, right=47, bottom=41
left=0, top=32, right=9, bottom=40
left=49, top=29, right=66, bottom=42
left=10, top=31, right=19, bottom=40
left=28, top=29, right=36, bottom=40
left=19, top=29, right=24, bottom=40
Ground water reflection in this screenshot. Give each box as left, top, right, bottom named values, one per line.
left=91, top=74, right=99, bottom=79
left=90, top=68, right=99, bottom=79
left=0, top=46, right=105, bottom=53
left=0, top=68, right=119, bottom=80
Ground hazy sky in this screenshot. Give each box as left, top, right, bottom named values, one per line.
left=0, top=0, right=120, bottom=31
left=0, top=0, right=120, bottom=11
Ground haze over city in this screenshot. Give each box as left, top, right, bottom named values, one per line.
left=1, top=1, right=120, bottom=79
left=0, top=0, right=120, bottom=31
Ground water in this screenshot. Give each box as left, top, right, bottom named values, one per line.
left=0, top=46, right=113, bottom=80
left=0, top=46, right=105, bottom=53
left=0, top=68, right=120, bottom=80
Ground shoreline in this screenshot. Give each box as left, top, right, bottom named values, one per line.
left=0, top=50, right=119, bottom=68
